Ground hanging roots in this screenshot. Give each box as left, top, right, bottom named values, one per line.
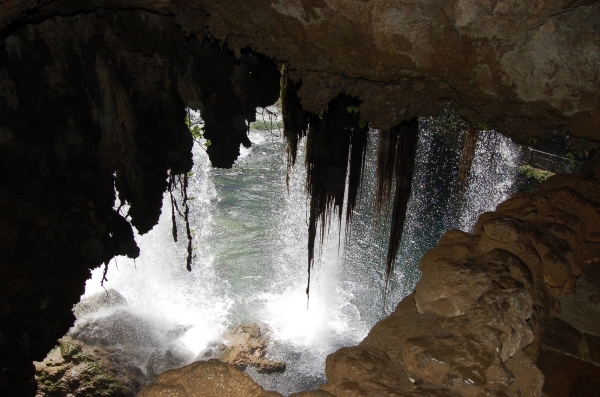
left=169, top=171, right=194, bottom=272
left=304, top=94, right=369, bottom=298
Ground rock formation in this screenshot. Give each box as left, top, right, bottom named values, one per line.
left=218, top=324, right=286, bottom=374
left=137, top=360, right=283, bottom=397
left=73, top=289, right=128, bottom=319
left=1, top=1, right=600, bottom=396
left=34, top=336, right=144, bottom=397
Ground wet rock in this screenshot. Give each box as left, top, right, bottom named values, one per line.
left=35, top=336, right=143, bottom=397
left=69, top=309, right=162, bottom=353
left=218, top=323, right=286, bottom=374
left=319, top=175, right=600, bottom=396
left=137, top=359, right=283, bottom=397
left=68, top=308, right=191, bottom=381
left=288, top=391, right=335, bottom=397
left=73, top=289, right=128, bottom=319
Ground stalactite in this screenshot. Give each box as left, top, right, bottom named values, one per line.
left=374, top=128, right=400, bottom=218
left=457, top=124, right=479, bottom=195
left=304, top=95, right=368, bottom=297
left=280, top=68, right=309, bottom=190
left=384, top=118, right=419, bottom=287
left=345, top=127, right=369, bottom=234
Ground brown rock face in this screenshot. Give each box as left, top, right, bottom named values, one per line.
left=137, top=360, right=283, bottom=397
left=320, top=174, right=600, bottom=397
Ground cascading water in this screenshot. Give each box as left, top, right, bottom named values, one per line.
left=458, top=130, right=522, bottom=230
left=75, top=108, right=524, bottom=394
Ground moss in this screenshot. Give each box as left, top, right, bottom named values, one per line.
left=36, top=339, right=133, bottom=397
left=515, top=164, right=554, bottom=193
left=59, top=340, right=82, bottom=362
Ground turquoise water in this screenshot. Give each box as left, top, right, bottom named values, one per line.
left=80, top=109, right=522, bottom=394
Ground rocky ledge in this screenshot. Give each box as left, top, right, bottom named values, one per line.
left=138, top=172, right=600, bottom=396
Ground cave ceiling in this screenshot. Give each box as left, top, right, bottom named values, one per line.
left=2, top=0, right=600, bottom=143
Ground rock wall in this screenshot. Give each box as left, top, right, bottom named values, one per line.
left=322, top=172, right=600, bottom=396
left=0, top=10, right=280, bottom=395
left=138, top=173, right=600, bottom=396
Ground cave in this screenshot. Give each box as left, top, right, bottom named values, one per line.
left=1, top=1, right=600, bottom=396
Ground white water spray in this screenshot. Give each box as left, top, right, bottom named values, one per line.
left=75, top=112, right=524, bottom=394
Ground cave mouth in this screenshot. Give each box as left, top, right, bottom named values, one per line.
left=32, top=104, right=580, bottom=396
left=1, top=4, right=597, bottom=396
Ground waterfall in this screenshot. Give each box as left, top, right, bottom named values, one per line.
left=75, top=109, right=523, bottom=394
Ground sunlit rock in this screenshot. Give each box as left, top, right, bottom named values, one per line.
left=137, top=360, right=283, bottom=397
left=218, top=323, right=286, bottom=374
left=73, top=289, right=128, bottom=319
left=34, top=336, right=143, bottom=397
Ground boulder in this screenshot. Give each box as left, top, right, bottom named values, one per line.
left=73, top=289, right=128, bottom=319
left=218, top=323, right=286, bottom=374
left=35, top=336, right=144, bottom=397
left=137, top=360, right=283, bottom=397
left=69, top=308, right=191, bottom=382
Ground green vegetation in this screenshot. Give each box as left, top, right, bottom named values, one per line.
left=346, top=105, right=368, bottom=129
left=185, top=111, right=210, bottom=148
left=515, top=164, right=554, bottom=193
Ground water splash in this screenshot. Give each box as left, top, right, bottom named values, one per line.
left=458, top=131, right=521, bottom=231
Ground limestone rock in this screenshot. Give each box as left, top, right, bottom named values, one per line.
left=73, top=289, right=128, bottom=319
left=137, top=360, right=283, bottom=397
left=536, top=349, right=600, bottom=397
left=35, top=336, right=143, bottom=397
left=324, top=346, right=415, bottom=395
left=69, top=309, right=162, bottom=354
left=319, top=174, right=600, bottom=397
left=69, top=308, right=192, bottom=380
left=218, top=323, right=286, bottom=374
left=504, top=350, right=544, bottom=397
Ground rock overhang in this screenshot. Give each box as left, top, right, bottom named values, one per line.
left=1, top=0, right=599, bottom=145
